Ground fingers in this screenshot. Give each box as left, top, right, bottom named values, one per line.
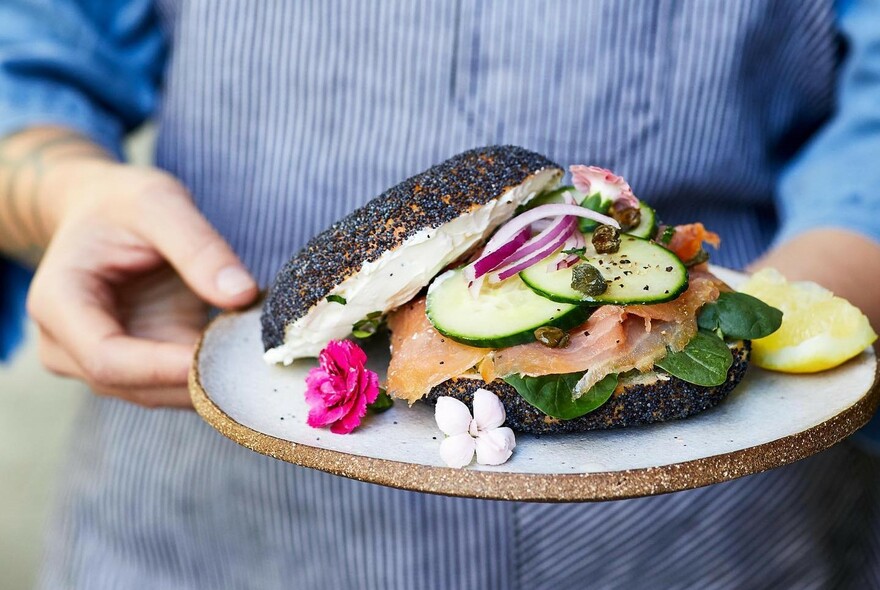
left=62, top=307, right=193, bottom=388
left=35, top=325, right=194, bottom=409
left=36, top=327, right=80, bottom=378
left=31, top=271, right=193, bottom=389
left=96, top=385, right=194, bottom=409
left=132, top=188, right=258, bottom=310
left=25, top=166, right=243, bottom=409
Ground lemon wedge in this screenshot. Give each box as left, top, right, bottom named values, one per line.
left=739, top=268, right=877, bottom=373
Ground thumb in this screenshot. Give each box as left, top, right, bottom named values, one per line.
left=134, top=187, right=258, bottom=309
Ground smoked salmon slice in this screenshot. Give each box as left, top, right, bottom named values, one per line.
left=386, top=274, right=721, bottom=402
left=666, top=223, right=720, bottom=262
left=386, top=299, right=490, bottom=403
left=489, top=275, right=718, bottom=394
left=484, top=305, right=626, bottom=382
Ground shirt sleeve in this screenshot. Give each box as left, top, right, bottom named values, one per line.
left=0, top=0, right=165, bottom=156
left=774, top=0, right=880, bottom=246
left=0, top=0, right=165, bottom=362
left=0, top=262, right=30, bottom=362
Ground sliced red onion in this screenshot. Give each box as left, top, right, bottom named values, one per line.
left=469, top=212, right=574, bottom=281
left=544, top=230, right=582, bottom=271
left=465, top=226, right=530, bottom=282
left=467, top=275, right=485, bottom=299
left=487, top=203, right=619, bottom=250
left=490, top=219, right=577, bottom=282
left=556, top=256, right=580, bottom=271
left=551, top=230, right=586, bottom=271
left=485, top=214, right=574, bottom=274
left=531, top=219, right=552, bottom=232
left=466, top=201, right=620, bottom=289
left=519, top=190, right=575, bottom=227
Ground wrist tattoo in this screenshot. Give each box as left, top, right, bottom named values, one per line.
left=0, top=131, right=105, bottom=264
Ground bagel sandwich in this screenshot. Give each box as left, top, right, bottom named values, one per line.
left=262, top=147, right=781, bottom=434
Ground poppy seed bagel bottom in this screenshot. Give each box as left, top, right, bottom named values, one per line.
left=261, top=145, right=562, bottom=355
left=423, top=342, right=750, bottom=434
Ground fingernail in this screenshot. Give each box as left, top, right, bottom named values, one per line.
left=216, top=266, right=256, bottom=296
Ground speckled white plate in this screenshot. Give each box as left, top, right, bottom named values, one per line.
left=190, top=268, right=879, bottom=501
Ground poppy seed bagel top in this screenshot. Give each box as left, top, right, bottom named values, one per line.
left=261, top=145, right=561, bottom=351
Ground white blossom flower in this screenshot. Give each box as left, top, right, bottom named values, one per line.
left=434, top=389, right=516, bottom=468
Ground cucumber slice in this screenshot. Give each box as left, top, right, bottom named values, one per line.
left=626, top=202, right=657, bottom=239
left=520, top=234, right=688, bottom=305
left=426, top=269, right=592, bottom=348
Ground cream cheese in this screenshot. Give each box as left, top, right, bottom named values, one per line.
left=264, top=169, right=560, bottom=365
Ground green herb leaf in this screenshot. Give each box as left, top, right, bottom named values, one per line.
left=502, top=372, right=618, bottom=420
left=655, top=330, right=733, bottom=386
left=659, top=225, right=676, bottom=244
left=352, top=311, right=384, bottom=339
left=579, top=192, right=611, bottom=232
left=698, top=292, right=783, bottom=340
left=561, top=246, right=587, bottom=258
left=326, top=294, right=347, bottom=305
left=368, top=388, right=394, bottom=413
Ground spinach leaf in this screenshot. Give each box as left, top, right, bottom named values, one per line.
left=698, top=291, right=783, bottom=340
left=368, top=388, right=394, bottom=413
left=502, top=372, right=618, bottom=420
left=352, top=311, right=384, bottom=338
left=655, top=330, right=733, bottom=387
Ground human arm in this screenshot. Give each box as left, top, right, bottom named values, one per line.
left=751, top=230, right=880, bottom=330
left=1, top=127, right=258, bottom=406
left=0, top=1, right=258, bottom=405
left=750, top=0, right=880, bottom=331
left=0, top=0, right=163, bottom=359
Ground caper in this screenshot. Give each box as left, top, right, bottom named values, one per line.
left=611, top=205, right=641, bottom=231
left=534, top=326, right=570, bottom=348
left=571, top=263, right=608, bottom=296
left=592, top=224, right=621, bottom=254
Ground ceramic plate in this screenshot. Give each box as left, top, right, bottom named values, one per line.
left=190, top=268, right=879, bottom=501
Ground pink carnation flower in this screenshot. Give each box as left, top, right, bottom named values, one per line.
left=304, top=340, right=380, bottom=434
left=570, top=164, right=639, bottom=209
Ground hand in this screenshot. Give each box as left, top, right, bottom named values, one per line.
left=749, top=228, right=880, bottom=335
left=26, top=160, right=258, bottom=407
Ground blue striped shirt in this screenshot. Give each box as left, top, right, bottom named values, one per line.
left=3, top=2, right=880, bottom=588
